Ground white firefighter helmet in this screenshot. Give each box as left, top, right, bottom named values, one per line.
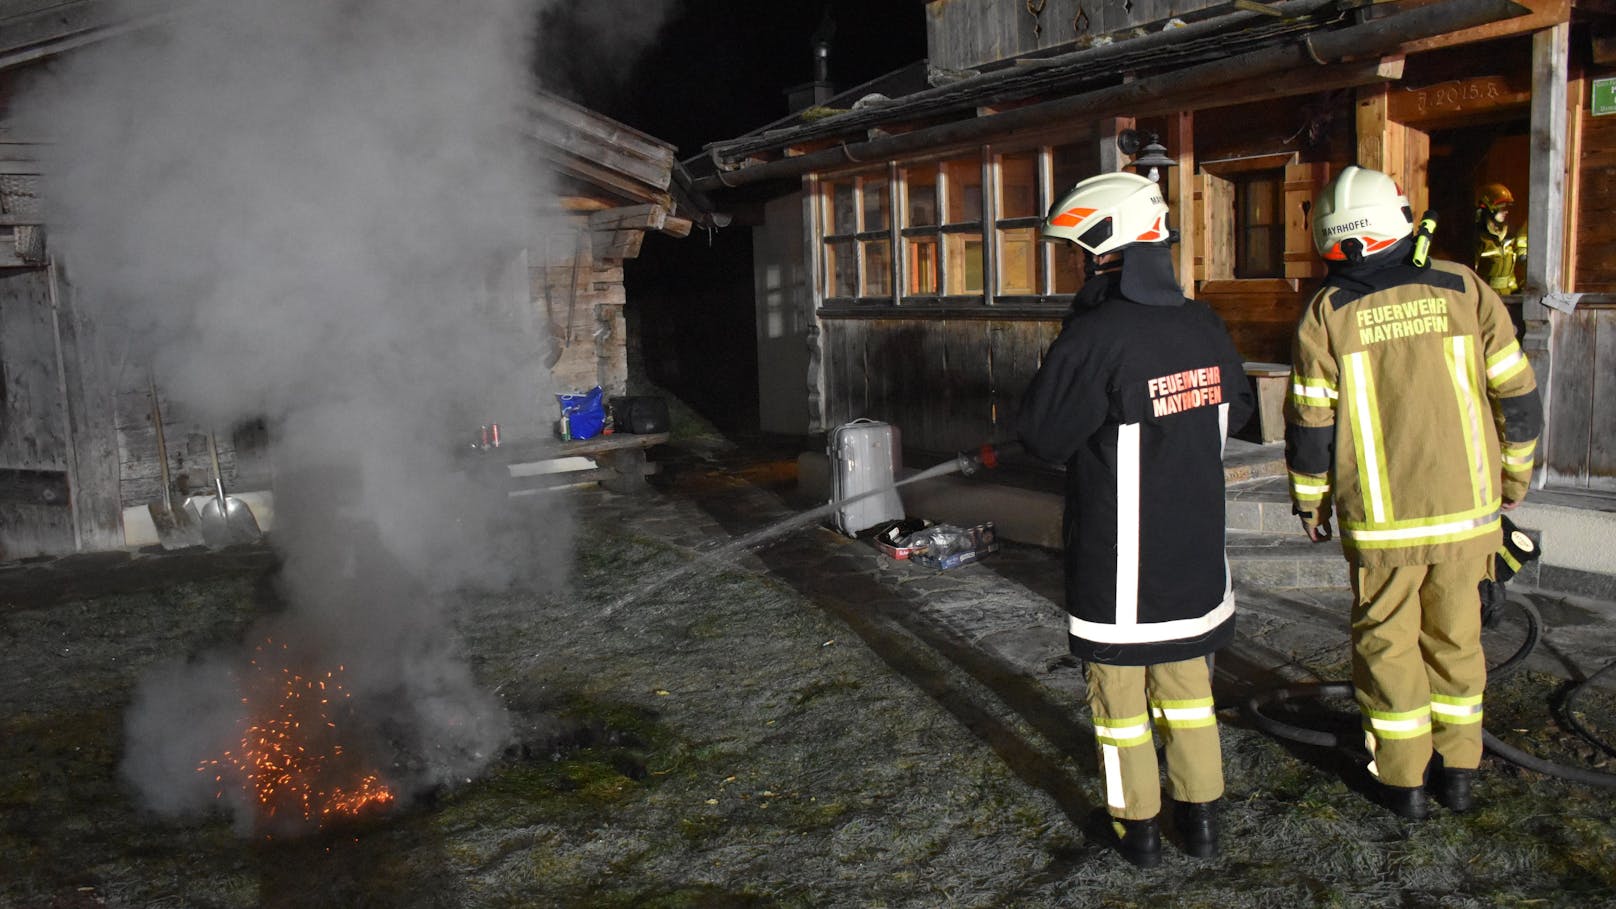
left=1042, top=171, right=1170, bottom=256
left=1312, top=165, right=1413, bottom=261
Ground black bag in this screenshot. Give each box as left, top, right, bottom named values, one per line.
left=609, top=396, right=670, bottom=434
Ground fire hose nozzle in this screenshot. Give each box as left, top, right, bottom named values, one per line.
left=956, top=441, right=1023, bottom=476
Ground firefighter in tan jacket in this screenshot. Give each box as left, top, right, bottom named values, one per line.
left=1286, top=166, right=1542, bottom=820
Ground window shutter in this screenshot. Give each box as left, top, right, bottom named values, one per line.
left=1284, top=162, right=1330, bottom=280
left=1192, top=172, right=1210, bottom=282
left=1199, top=172, right=1234, bottom=282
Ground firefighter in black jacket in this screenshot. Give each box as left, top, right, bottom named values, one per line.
left=1018, top=172, right=1255, bottom=868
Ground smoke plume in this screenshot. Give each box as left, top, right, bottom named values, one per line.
left=13, top=0, right=623, bottom=830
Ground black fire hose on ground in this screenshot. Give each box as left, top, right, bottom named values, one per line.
left=1241, top=596, right=1616, bottom=788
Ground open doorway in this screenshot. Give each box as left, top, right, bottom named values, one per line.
left=1425, top=121, right=1530, bottom=297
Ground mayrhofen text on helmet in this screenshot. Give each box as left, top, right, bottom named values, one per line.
left=1311, top=165, right=1413, bottom=261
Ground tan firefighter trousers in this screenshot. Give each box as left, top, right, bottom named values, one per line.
left=1350, top=555, right=1490, bottom=788
left=1086, top=657, right=1224, bottom=820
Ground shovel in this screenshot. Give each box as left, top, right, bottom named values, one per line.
left=146, top=380, right=204, bottom=549
left=194, top=428, right=262, bottom=548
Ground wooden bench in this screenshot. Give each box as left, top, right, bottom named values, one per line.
left=1243, top=361, right=1290, bottom=444
left=469, top=431, right=669, bottom=495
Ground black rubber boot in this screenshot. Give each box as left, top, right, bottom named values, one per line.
left=1112, top=816, right=1162, bottom=868
left=1378, top=783, right=1430, bottom=821
left=1174, top=799, right=1219, bottom=859
left=1433, top=768, right=1475, bottom=813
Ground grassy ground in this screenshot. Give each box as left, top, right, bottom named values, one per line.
left=1, top=481, right=1614, bottom=907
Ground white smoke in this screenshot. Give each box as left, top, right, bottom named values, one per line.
left=12, top=0, right=614, bottom=830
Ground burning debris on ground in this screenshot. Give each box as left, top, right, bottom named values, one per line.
left=198, top=637, right=397, bottom=836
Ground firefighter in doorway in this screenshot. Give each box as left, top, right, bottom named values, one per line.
left=1474, top=183, right=1527, bottom=295
left=1018, top=172, right=1254, bottom=867
left=1287, top=166, right=1543, bottom=820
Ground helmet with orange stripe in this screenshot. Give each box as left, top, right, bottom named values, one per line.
left=1041, top=171, right=1170, bottom=256
left=1312, top=165, right=1413, bottom=262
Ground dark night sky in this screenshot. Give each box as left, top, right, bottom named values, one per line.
left=538, top=1, right=929, bottom=156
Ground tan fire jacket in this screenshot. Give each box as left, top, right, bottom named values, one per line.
left=1285, top=258, right=1541, bottom=567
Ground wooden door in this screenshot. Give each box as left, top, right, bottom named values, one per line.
left=0, top=263, right=121, bottom=559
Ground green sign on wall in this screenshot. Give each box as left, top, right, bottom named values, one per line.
left=1595, top=77, right=1616, bottom=117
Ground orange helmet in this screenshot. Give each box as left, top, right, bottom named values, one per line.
left=1477, top=183, right=1514, bottom=213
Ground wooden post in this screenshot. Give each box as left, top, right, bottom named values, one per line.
left=1100, top=116, right=1136, bottom=173
left=1526, top=22, right=1569, bottom=487
left=1356, top=83, right=1390, bottom=171
left=1168, top=111, right=1196, bottom=298
left=803, top=173, right=828, bottom=434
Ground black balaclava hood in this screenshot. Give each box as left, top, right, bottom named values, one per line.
left=1070, top=241, right=1184, bottom=316
left=1118, top=242, right=1185, bottom=307
left=1324, top=235, right=1418, bottom=296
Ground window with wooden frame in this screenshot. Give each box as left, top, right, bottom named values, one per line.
left=819, top=141, right=1096, bottom=308
left=941, top=156, right=985, bottom=296
left=1194, top=154, right=1329, bottom=291
left=995, top=151, right=1040, bottom=296
left=1049, top=142, right=1092, bottom=296
left=820, top=170, right=892, bottom=302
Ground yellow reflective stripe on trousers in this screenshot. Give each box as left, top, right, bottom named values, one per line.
left=1093, top=713, right=1153, bottom=748
left=1150, top=698, right=1217, bottom=730
left=1444, top=335, right=1493, bottom=509
left=1486, top=339, right=1529, bottom=387
left=1431, top=693, right=1484, bottom=726
left=1342, top=507, right=1500, bottom=551
left=1363, top=705, right=1432, bottom=740
left=1344, top=352, right=1394, bottom=525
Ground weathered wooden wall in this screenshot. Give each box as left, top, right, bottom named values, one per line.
left=0, top=260, right=123, bottom=559
left=1575, top=90, right=1616, bottom=293
left=111, top=387, right=258, bottom=511
left=0, top=266, right=73, bottom=557
left=1197, top=284, right=1308, bottom=366
left=819, top=316, right=1060, bottom=455
left=1545, top=304, right=1616, bottom=491
left=533, top=229, right=631, bottom=401
left=925, top=0, right=1229, bottom=72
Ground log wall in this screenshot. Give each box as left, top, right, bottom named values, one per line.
left=925, top=0, right=1229, bottom=72
left=819, top=315, right=1059, bottom=455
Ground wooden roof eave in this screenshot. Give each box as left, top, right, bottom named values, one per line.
left=526, top=92, right=676, bottom=194
left=540, top=148, right=673, bottom=212
left=690, top=0, right=1527, bottom=195
left=704, top=0, right=1346, bottom=166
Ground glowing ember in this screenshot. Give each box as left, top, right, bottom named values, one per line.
left=199, top=638, right=395, bottom=827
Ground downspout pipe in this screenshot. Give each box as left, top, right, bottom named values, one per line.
left=692, top=0, right=1528, bottom=194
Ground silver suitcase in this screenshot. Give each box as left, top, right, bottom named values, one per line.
left=828, top=418, right=905, bottom=536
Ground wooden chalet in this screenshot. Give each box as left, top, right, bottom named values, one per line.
left=691, top=0, right=1611, bottom=497
left=0, top=1, right=688, bottom=559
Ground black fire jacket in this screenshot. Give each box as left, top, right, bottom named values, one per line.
left=1018, top=257, right=1254, bottom=666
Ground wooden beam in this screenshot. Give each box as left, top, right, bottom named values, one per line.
left=1525, top=21, right=1569, bottom=485
left=1356, top=83, right=1391, bottom=173
left=659, top=216, right=694, bottom=239
left=1563, top=70, right=1584, bottom=291
left=587, top=203, right=667, bottom=233
left=1396, top=0, right=1568, bottom=55
left=1167, top=111, right=1196, bottom=298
